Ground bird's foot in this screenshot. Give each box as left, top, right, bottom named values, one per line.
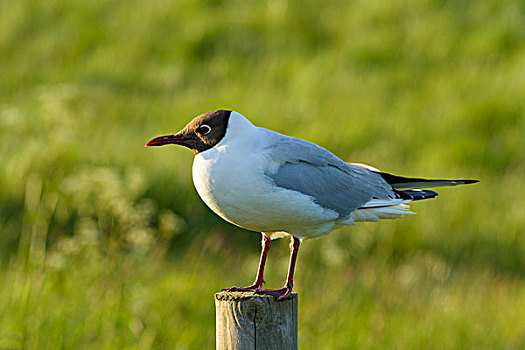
left=254, top=287, right=292, bottom=301
left=222, top=281, right=265, bottom=293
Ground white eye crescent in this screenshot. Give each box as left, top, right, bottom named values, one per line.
left=197, top=124, right=211, bottom=135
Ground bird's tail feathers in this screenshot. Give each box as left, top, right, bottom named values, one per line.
left=350, top=204, right=415, bottom=222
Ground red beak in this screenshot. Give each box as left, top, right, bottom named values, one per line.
left=145, top=133, right=186, bottom=147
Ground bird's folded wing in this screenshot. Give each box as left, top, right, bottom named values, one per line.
left=263, top=136, right=398, bottom=218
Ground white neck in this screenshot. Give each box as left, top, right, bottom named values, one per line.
left=215, top=111, right=257, bottom=148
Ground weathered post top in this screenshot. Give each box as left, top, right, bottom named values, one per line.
left=215, top=291, right=298, bottom=350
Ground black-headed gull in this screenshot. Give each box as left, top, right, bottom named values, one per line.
left=146, top=110, right=477, bottom=300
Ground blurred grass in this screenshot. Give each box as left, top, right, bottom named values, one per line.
left=1, top=0, right=525, bottom=348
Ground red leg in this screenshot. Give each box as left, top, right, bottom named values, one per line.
left=255, top=236, right=300, bottom=300
left=224, top=234, right=271, bottom=292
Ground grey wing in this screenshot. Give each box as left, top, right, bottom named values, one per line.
left=264, top=135, right=397, bottom=218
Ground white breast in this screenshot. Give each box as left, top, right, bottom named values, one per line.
left=191, top=113, right=338, bottom=238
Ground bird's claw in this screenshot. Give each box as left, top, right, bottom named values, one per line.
left=223, top=282, right=292, bottom=300
left=222, top=281, right=265, bottom=293
left=254, top=287, right=292, bottom=301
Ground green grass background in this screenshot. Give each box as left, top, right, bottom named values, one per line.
left=1, top=0, right=524, bottom=348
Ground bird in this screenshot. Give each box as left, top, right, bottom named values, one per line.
left=146, top=110, right=478, bottom=300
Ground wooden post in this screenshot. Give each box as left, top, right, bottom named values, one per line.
left=215, top=291, right=298, bottom=350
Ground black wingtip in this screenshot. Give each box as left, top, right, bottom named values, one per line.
left=377, top=171, right=479, bottom=189
left=397, top=189, right=439, bottom=201
left=460, top=179, right=479, bottom=185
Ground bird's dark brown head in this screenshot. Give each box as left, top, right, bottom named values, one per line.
left=146, top=110, right=232, bottom=154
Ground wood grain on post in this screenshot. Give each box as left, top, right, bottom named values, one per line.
left=215, top=291, right=298, bottom=350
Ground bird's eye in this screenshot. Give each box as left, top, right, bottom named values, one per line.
left=197, top=124, right=212, bottom=135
